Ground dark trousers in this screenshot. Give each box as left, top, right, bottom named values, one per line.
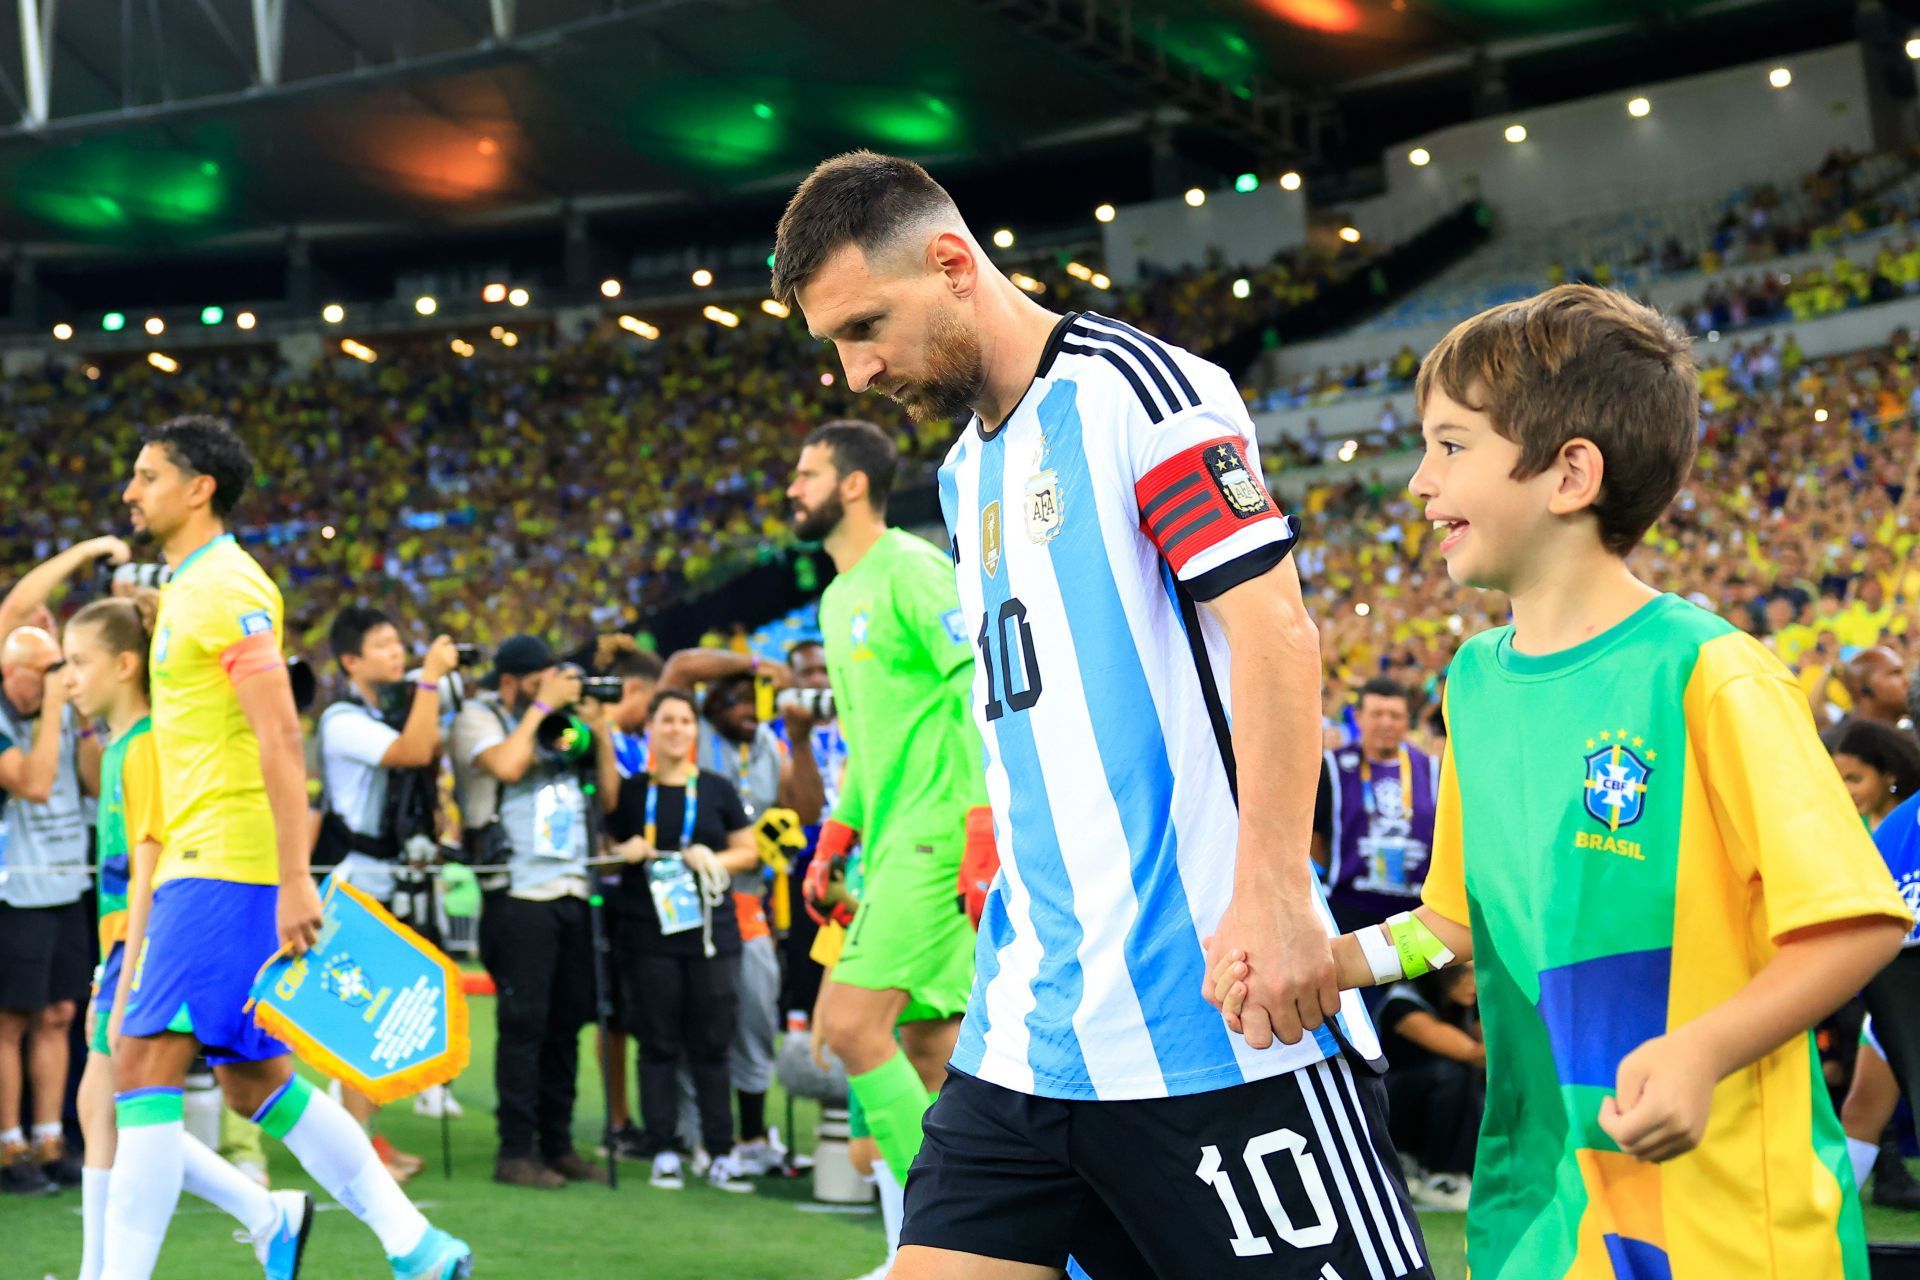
left=1865, top=947, right=1920, bottom=1143
left=1385, top=1056, right=1484, bottom=1176
left=483, top=894, right=596, bottom=1160
left=623, top=948, right=739, bottom=1156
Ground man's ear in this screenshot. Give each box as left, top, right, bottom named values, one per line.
left=929, top=231, right=978, bottom=300
left=1545, top=437, right=1605, bottom=518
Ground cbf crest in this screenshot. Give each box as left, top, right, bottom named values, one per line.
left=981, top=500, right=1003, bottom=578
left=849, top=604, right=875, bottom=661
left=1582, top=729, right=1656, bottom=832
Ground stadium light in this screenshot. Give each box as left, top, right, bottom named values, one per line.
left=1627, top=97, right=1651, bottom=118
left=102, top=312, right=125, bottom=332
left=820, top=372, right=835, bottom=386
left=200, top=306, right=223, bottom=326
left=144, top=316, right=165, bottom=336
left=500, top=332, right=519, bottom=347
left=450, top=339, right=474, bottom=357
left=1408, top=148, right=1431, bottom=167
left=1279, top=171, right=1302, bottom=191
left=482, top=283, right=507, bottom=304
left=322, top=525, right=337, bottom=539
left=1231, top=278, right=1251, bottom=300
left=618, top=315, right=660, bottom=340
left=236, top=311, right=257, bottom=330
left=147, top=352, right=178, bottom=374
left=84, top=365, right=100, bottom=380
left=1066, top=262, right=1093, bottom=281
left=1183, top=187, right=1206, bottom=208
left=1504, top=123, right=1527, bottom=143
left=340, top=339, right=377, bottom=363
left=600, top=278, right=622, bottom=299
left=704, top=305, right=740, bottom=328
left=1338, top=226, right=1362, bottom=243
left=1769, top=67, right=1792, bottom=88
left=507, top=287, right=530, bottom=307
left=415, top=295, right=438, bottom=316
left=1908, top=37, right=1920, bottom=60
left=1009, top=272, right=1043, bottom=294
left=761, top=299, right=792, bottom=318
left=691, top=269, right=714, bottom=288
left=322, top=303, right=345, bottom=324
left=992, top=228, right=1015, bottom=249
left=1814, top=407, right=1829, bottom=423
left=1338, top=439, right=1359, bottom=462
left=1089, top=273, right=1111, bottom=291
left=1234, top=173, right=1259, bottom=193
left=1094, top=203, right=1116, bottom=223
left=51, top=323, right=71, bottom=341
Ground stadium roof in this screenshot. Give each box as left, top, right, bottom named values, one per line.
left=0, top=0, right=1882, bottom=257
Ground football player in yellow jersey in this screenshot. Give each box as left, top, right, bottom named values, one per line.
left=106, top=418, right=471, bottom=1280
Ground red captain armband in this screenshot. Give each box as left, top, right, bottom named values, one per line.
left=1134, top=436, right=1284, bottom=575
left=957, top=805, right=999, bottom=929
left=219, top=630, right=283, bottom=685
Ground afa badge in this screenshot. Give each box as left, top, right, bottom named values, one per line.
left=981, top=500, right=1003, bottom=578
left=1025, top=470, right=1063, bottom=544
left=1205, top=441, right=1271, bottom=519
left=1582, top=729, right=1656, bottom=832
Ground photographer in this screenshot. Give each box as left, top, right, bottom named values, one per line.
left=0, top=536, right=122, bottom=1195
left=315, top=607, right=461, bottom=1180
left=774, top=640, right=845, bottom=1019
left=451, top=635, right=618, bottom=1191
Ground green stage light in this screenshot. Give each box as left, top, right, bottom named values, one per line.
left=102, top=312, right=125, bottom=331
left=200, top=306, right=223, bottom=325
left=1235, top=173, right=1259, bottom=193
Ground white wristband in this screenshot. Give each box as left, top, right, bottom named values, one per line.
left=1356, top=923, right=1405, bottom=988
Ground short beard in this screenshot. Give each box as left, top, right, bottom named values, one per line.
left=792, top=490, right=846, bottom=543
left=890, top=307, right=987, bottom=425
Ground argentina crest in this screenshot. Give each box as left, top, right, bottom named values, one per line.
left=1582, top=729, right=1655, bottom=832
left=1206, top=441, right=1271, bottom=518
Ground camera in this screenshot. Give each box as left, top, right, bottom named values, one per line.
left=454, top=643, right=485, bottom=667
left=776, top=687, right=835, bottom=720
left=580, top=675, right=625, bottom=703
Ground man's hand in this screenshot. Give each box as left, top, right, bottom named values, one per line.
left=1207, top=883, right=1338, bottom=1050
left=421, top=635, right=461, bottom=682
left=577, top=697, right=608, bottom=730
left=277, top=877, right=325, bottom=957
left=40, top=664, right=69, bottom=712
left=1598, top=1032, right=1718, bottom=1162
left=540, top=669, right=583, bottom=712
left=87, top=536, right=133, bottom=568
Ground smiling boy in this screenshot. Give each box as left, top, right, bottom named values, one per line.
left=1212, top=285, right=1910, bottom=1278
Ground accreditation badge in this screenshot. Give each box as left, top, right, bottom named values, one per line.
left=649, top=855, right=705, bottom=936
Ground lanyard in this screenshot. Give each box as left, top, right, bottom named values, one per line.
left=644, top=772, right=699, bottom=851
left=1358, top=747, right=1413, bottom=823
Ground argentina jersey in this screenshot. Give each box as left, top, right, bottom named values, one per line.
left=938, top=311, right=1381, bottom=1101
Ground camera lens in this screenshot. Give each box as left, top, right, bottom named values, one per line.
left=454, top=644, right=484, bottom=666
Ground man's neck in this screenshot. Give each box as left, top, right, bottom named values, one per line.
left=1362, top=741, right=1403, bottom=765
left=164, top=517, right=226, bottom=569
left=351, top=676, right=385, bottom=708
left=1506, top=541, right=1659, bottom=656
left=973, top=280, right=1066, bottom=429
left=825, top=510, right=887, bottom=574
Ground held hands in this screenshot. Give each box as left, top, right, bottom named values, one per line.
left=1597, top=1031, right=1718, bottom=1163
left=277, top=876, right=325, bottom=957
left=420, top=635, right=461, bottom=682
left=1201, top=883, right=1339, bottom=1050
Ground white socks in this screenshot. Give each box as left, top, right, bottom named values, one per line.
left=183, top=1132, right=279, bottom=1237
left=256, top=1075, right=427, bottom=1258
left=80, top=1167, right=109, bottom=1280
left=872, top=1158, right=904, bottom=1255
left=1849, top=1135, right=1879, bottom=1190
left=102, top=1091, right=186, bottom=1280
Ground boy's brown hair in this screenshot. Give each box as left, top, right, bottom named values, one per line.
left=1415, top=283, right=1698, bottom=555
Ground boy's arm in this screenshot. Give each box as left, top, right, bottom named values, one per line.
left=1215, top=906, right=1474, bottom=1032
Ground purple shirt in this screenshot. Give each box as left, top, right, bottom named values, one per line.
left=1318, top=743, right=1439, bottom=927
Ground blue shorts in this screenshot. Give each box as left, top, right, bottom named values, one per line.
left=88, top=942, right=125, bottom=1056
left=120, top=879, right=291, bottom=1066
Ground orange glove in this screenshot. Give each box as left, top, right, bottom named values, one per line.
left=803, top=819, right=858, bottom=928
left=957, top=805, right=999, bottom=929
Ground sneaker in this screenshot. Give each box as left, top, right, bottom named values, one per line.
left=493, top=1154, right=566, bottom=1190
left=547, top=1150, right=609, bottom=1184
left=0, top=1142, right=55, bottom=1196
left=688, top=1146, right=712, bottom=1178
left=252, top=1190, right=314, bottom=1280
left=597, top=1123, right=647, bottom=1161
left=707, top=1151, right=755, bottom=1194
left=33, top=1135, right=82, bottom=1188
left=1408, top=1170, right=1472, bottom=1213
left=732, top=1130, right=788, bottom=1176
left=388, top=1226, right=473, bottom=1280
left=1873, top=1146, right=1920, bottom=1211
left=412, top=1085, right=464, bottom=1119
left=649, top=1151, right=684, bottom=1189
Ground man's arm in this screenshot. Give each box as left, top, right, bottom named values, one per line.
left=473, top=712, right=544, bottom=784
left=233, top=662, right=324, bottom=955
left=0, top=535, right=130, bottom=638
left=13, top=677, right=73, bottom=804
left=380, top=636, right=460, bottom=769
left=657, top=648, right=790, bottom=693
left=1199, top=556, right=1338, bottom=1049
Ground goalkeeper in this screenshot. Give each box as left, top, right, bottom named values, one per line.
left=788, top=420, right=994, bottom=1192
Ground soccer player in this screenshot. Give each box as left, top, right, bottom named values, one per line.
left=62, top=594, right=311, bottom=1280
left=786, top=418, right=988, bottom=1196
left=774, top=154, right=1425, bottom=1280
left=1213, top=285, right=1912, bottom=1278
left=108, top=417, right=472, bottom=1280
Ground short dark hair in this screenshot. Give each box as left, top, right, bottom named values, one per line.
left=805, top=419, right=898, bottom=510
left=1824, top=718, right=1920, bottom=802
left=771, top=151, right=958, bottom=305
left=606, top=649, right=664, bottom=682
left=647, top=688, right=698, bottom=722
left=144, top=415, right=255, bottom=520
left=704, top=672, right=757, bottom=714
left=329, top=606, right=395, bottom=669
left=1415, top=285, right=1697, bottom=556
left=1356, top=676, right=1411, bottom=710
left=788, top=639, right=825, bottom=662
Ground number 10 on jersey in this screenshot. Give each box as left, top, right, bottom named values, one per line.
left=976, top=598, right=1042, bottom=721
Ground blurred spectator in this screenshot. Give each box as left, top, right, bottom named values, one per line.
left=1380, top=966, right=1483, bottom=1212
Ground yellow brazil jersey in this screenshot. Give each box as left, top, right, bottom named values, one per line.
left=149, top=534, right=284, bottom=887
left=1424, top=594, right=1908, bottom=1280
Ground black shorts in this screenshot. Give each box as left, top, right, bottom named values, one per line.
left=903, top=1058, right=1433, bottom=1280
left=0, top=898, right=93, bottom=1013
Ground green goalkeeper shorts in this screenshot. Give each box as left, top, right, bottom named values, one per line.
left=833, top=833, right=975, bottom=1023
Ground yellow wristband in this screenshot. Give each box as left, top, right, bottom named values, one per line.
left=1387, top=911, right=1455, bottom=980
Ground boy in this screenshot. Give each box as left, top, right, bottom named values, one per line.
left=1212, top=285, right=1909, bottom=1279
